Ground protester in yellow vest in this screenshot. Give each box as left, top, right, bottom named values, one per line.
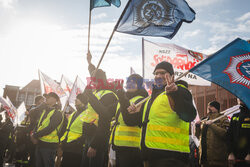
left=120, top=61, right=196, bottom=167
left=83, top=51, right=119, bottom=167
left=60, top=93, right=88, bottom=167
left=30, top=92, right=63, bottom=167
left=112, top=74, right=148, bottom=167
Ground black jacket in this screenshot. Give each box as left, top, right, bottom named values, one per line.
left=33, top=105, right=63, bottom=148
left=119, top=82, right=196, bottom=161
left=226, top=105, right=250, bottom=159
left=62, top=107, right=86, bottom=153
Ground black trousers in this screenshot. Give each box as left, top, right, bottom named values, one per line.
left=61, top=151, right=82, bottom=167
left=116, top=147, right=143, bottom=167
left=148, top=157, right=189, bottom=167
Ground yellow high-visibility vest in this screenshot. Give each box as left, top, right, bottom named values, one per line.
left=82, top=90, right=118, bottom=126
left=60, top=110, right=86, bottom=143
left=113, top=96, right=143, bottom=148
left=142, top=91, right=190, bottom=153
left=37, top=109, right=63, bottom=143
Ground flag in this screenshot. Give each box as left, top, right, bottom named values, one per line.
left=143, top=39, right=210, bottom=86
left=116, top=0, right=195, bottom=39
left=60, top=75, right=73, bottom=96
left=130, top=67, right=136, bottom=75
left=39, top=70, right=68, bottom=109
left=90, top=0, right=121, bottom=10
left=221, top=105, right=240, bottom=121
left=16, top=102, right=27, bottom=126
left=0, top=96, right=17, bottom=123
left=68, top=76, right=86, bottom=110
left=189, top=38, right=250, bottom=109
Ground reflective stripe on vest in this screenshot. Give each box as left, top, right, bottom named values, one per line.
left=61, top=110, right=86, bottom=143
left=113, top=96, right=143, bottom=148
left=84, top=90, right=117, bottom=126
left=37, top=109, right=63, bottom=143
left=142, top=92, right=190, bottom=153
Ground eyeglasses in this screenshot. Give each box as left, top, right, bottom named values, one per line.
left=153, top=71, right=167, bottom=76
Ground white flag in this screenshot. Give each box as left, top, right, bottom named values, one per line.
left=68, top=76, right=86, bottom=110
left=16, top=102, right=27, bottom=126
left=0, top=96, right=17, bottom=123
left=39, top=70, right=68, bottom=109
left=221, top=105, right=241, bottom=121
left=143, top=39, right=211, bottom=86
left=60, top=75, right=73, bottom=96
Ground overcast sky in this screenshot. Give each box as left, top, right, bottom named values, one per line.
left=0, top=0, right=249, bottom=95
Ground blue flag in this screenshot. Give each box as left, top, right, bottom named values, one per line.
left=116, top=0, right=195, bottom=39
left=90, top=0, right=121, bottom=10
left=190, top=38, right=250, bottom=109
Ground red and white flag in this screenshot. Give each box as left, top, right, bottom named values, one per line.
left=0, top=96, right=17, bottom=123
left=143, top=39, right=211, bottom=86
left=60, top=75, right=73, bottom=96
left=39, top=70, right=68, bottom=109
left=68, top=76, right=86, bottom=110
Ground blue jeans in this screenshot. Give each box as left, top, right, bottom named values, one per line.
left=35, top=147, right=56, bottom=167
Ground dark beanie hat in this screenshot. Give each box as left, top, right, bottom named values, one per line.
left=91, top=69, right=107, bottom=81
left=47, top=92, right=60, bottom=101
left=127, top=74, right=143, bottom=88
left=76, top=93, right=88, bottom=105
left=209, top=101, right=220, bottom=111
left=153, top=61, right=174, bottom=75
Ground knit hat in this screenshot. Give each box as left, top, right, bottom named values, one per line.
left=47, top=92, right=60, bottom=101
left=76, top=93, right=88, bottom=105
left=127, top=74, right=143, bottom=89
left=208, top=101, right=220, bottom=111
left=153, top=61, right=174, bottom=76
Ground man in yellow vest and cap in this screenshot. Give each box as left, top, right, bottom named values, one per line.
left=60, top=93, right=88, bottom=167
left=121, top=61, right=196, bottom=167
left=31, top=92, right=63, bottom=167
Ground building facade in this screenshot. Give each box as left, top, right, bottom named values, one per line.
left=3, top=80, right=41, bottom=109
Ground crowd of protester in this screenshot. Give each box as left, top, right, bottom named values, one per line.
left=0, top=53, right=249, bottom=167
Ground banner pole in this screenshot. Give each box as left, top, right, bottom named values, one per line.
left=95, top=0, right=132, bottom=70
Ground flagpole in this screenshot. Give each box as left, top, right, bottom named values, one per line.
left=88, top=3, right=92, bottom=52
left=95, top=0, right=132, bottom=70
left=142, top=37, right=145, bottom=78
left=38, top=70, right=43, bottom=95
left=135, top=70, right=190, bottom=107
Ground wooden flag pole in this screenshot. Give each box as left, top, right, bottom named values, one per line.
left=88, top=4, right=92, bottom=52
left=135, top=70, right=190, bottom=107
left=95, top=0, right=132, bottom=71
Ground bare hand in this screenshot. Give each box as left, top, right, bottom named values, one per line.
left=87, top=51, right=92, bottom=64
left=165, top=75, right=177, bottom=93
left=228, top=153, right=235, bottom=167
left=205, top=120, right=213, bottom=125
left=87, top=147, right=96, bottom=158
left=245, top=154, right=250, bottom=163
left=30, top=134, right=38, bottom=144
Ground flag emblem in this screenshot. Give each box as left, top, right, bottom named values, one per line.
left=223, top=53, right=250, bottom=89
left=134, top=0, right=174, bottom=29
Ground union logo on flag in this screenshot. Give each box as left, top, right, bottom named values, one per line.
left=223, top=52, right=250, bottom=89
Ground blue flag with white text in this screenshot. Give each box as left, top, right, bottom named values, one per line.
left=90, top=0, right=121, bottom=10
left=116, top=0, right=195, bottom=39
left=190, top=38, right=250, bottom=109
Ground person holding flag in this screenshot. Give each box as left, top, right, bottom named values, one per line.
left=119, top=61, right=196, bottom=167
left=196, top=101, right=229, bottom=167
left=111, top=74, right=148, bottom=167
left=82, top=51, right=119, bottom=167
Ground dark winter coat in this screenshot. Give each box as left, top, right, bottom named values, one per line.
left=198, top=112, right=229, bottom=166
